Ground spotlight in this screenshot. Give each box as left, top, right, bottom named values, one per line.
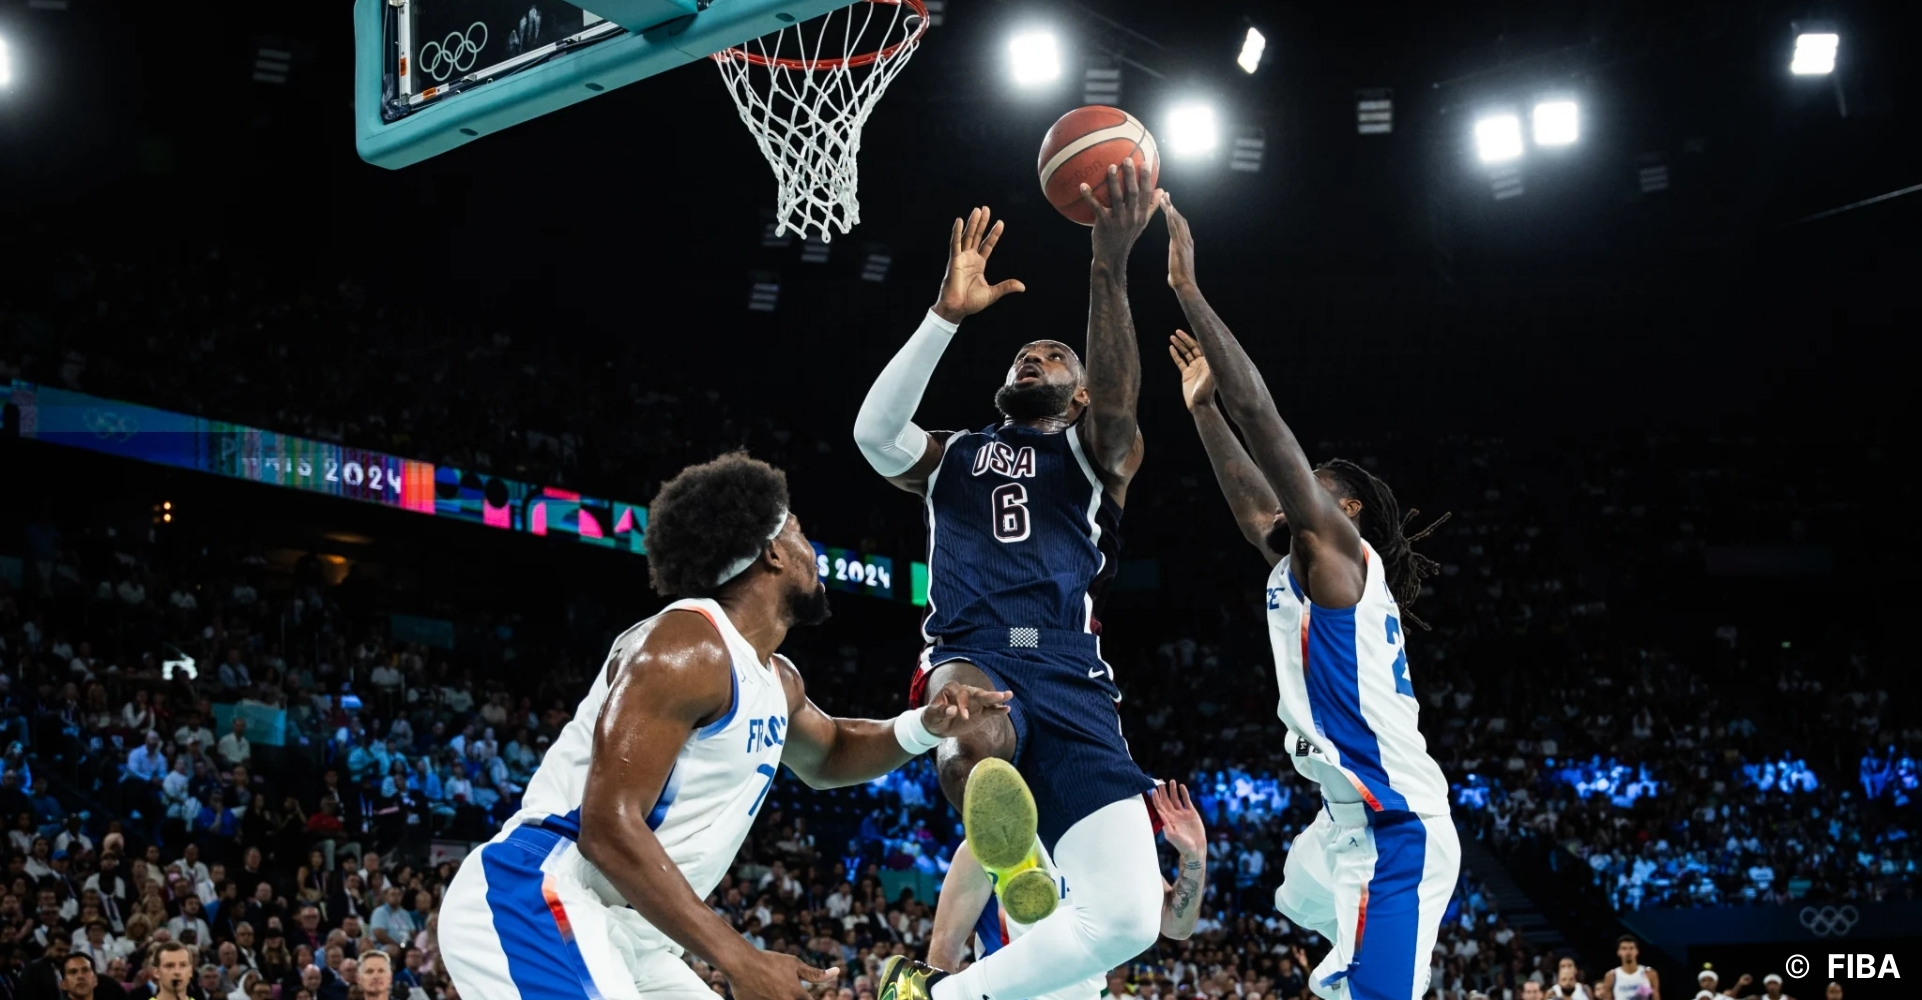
left=1166, top=103, right=1219, bottom=157
left=924, top=0, right=945, bottom=27
left=1236, top=28, right=1266, bottom=75
left=860, top=246, right=892, bottom=283
left=800, top=236, right=831, bottom=264
left=0, top=36, right=11, bottom=88
left=1791, top=32, right=1838, bottom=75
left=1532, top=101, right=1578, bottom=146
left=1474, top=113, right=1523, bottom=164
left=1008, top=31, right=1061, bottom=86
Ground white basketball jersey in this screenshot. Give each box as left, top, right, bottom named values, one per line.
left=1265, top=540, right=1449, bottom=816
left=1612, top=967, right=1652, bottom=1000
left=505, top=597, right=791, bottom=919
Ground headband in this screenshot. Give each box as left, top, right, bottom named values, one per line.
left=713, top=507, right=790, bottom=587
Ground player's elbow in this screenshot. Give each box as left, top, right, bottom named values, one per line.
left=853, top=413, right=922, bottom=478
left=1159, top=916, right=1193, bottom=941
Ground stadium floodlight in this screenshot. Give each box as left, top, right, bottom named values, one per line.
left=1236, top=28, right=1266, bottom=75
left=1166, top=103, right=1219, bottom=157
left=1791, top=32, right=1838, bottom=75
left=1474, top=113, right=1524, bottom=164
left=0, top=36, right=11, bottom=88
left=1532, top=101, right=1579, bottom=146
left=1008, top=31, right=1062, bottom=86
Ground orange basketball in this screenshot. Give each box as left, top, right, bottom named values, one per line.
left=1037, top=106, right=1161, bottom=226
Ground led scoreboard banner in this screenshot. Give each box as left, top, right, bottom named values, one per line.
left=4, top=381, right=923, bottom=605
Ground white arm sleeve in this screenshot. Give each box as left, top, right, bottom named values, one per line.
left=853, top=309, right=958, bottom=477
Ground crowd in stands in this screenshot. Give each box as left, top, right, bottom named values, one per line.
left=3, top=229, right=1916, bottom=1000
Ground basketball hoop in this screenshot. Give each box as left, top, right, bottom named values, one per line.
left=713, top=0, right=929, bottom=242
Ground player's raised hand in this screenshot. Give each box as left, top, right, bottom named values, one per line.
left=1081, top=158, right=1164, bottom=264
left=1168, top=329, right=1215, bottom=412
left=724, top=949, right=839, bottom=1000
left=920, top=683, right=1013, bottom=738
left=935, top=206, right=1027, bottom=325
left=1150, top=780, right=1207, bottom=859
left=1165, top=194, right=1197, bottom=291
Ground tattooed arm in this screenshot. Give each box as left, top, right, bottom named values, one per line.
left=1151, top=781, right=1209, bottom=940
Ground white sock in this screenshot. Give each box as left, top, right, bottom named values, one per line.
left=932, top=796, right=1161, bottom=1000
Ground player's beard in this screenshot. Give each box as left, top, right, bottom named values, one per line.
left=995, top=381, right=1076, bottom=421
left=786, top=582, right=832, bottom=627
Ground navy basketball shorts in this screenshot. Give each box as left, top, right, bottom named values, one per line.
left=914, top=626, right=1156, bottom=851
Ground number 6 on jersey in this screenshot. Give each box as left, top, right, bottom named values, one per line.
left=992, top=483, right=1031, bottom=542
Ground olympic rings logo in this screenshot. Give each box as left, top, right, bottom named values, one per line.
left=1799, top=904, right=1859, bottom=938
left=419, top=22, right=488, bottom=83
left=82, top=408, right=138, bottom=441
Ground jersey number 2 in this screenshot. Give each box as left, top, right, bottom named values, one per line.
left=991, top=483, right=1031, bottom=543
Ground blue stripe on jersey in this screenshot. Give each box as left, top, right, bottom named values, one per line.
left=482, top=828, right=604, bottom=1000
left=1303, top=603, right=1411, bottom=812
left=974, top=896, right=1005, bottom=956
left=695, top=669, right=740, bottom=739
left=645, top=763, right=681, bottom=831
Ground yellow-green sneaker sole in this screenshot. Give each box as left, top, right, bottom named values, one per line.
left=998, top=866, right=1059, bottom=925
left=964, top=757, right=1039, bottom=872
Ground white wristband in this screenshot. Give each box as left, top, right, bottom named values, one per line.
left=893, top=708, right=943, bottom=755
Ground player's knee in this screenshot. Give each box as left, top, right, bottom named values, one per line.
left=1084, top=880, right=1162, bottom=964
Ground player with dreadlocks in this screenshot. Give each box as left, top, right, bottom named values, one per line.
left=1163, top=198, right=1456, bottom=1000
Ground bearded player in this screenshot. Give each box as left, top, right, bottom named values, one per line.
left=1164, top=195, right=1456, bottom=1000
left=852, top=161, right=1165, bottom=1000
left=440, top=453, right=1009, bottom=1000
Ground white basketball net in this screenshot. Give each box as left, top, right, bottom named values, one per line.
left=712, top=0, right=928, bottom=242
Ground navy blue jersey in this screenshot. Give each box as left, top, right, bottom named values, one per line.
left=922, top=422, right=1123, bottom=641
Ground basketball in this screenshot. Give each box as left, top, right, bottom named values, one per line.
left=1037, top=106, right=1161, bottom=225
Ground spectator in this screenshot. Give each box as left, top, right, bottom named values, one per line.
left=217, top=719, right=251, bottom=769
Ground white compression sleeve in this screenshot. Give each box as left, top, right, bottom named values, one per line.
left=853, top=309, right=958, bottom=477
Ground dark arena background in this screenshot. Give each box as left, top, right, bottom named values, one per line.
left=1, top=0, right=1918, bottom=997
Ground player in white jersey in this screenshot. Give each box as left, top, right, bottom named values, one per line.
left=924, top=780, right=1210, bottom=998
left=1163, top=200, right=1456, bottom=1000
left=440, top=454, right=1010, bottom=1000
left=1597, top=936, right=1663, bottom=1000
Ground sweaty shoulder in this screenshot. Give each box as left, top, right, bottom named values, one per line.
left=603, top=609, right=734, bottom=729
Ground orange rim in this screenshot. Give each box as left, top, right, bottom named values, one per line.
left=713, top=0, right=929, bottom=70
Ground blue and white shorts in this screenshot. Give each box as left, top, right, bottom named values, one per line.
left=440, top=823, right=712, bottom=1000
left=1274, top=802, right=1459, bottom=1000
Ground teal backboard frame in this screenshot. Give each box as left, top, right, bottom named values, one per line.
left=355, top=0, right=856, bottom=169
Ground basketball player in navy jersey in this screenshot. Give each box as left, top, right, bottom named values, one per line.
left=853, top=161, right=1166, bottom=1000
left=1164, top=195, right=1457, bottom=1000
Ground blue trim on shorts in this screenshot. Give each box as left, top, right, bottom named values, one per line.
left=480, top=827, right=604, bottom=1000
left=1339, top=815, right=1427, bottom=997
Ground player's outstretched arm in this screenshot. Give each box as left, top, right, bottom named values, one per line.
left=777, top=656, right=1010, bottom=788
left=1163, top=198, right=1365, bottom=605
left=926, top=841, right=995, bottom=970
left=1151, top=781, right=1209, bottom=940
left=1170, top=330, right=1283, bottom=567
left=577, top=612, right=839, bottom=1000
left=854, top=207, right=1024, bottom=495
left=1075, top=159, right=1163, bottom=496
